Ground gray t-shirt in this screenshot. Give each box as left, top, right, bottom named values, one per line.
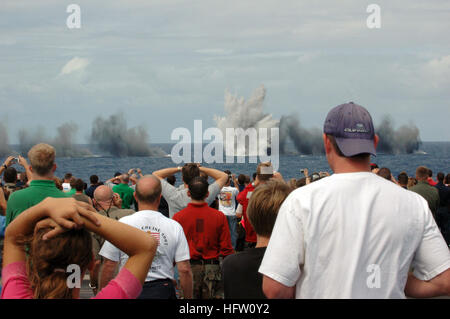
left=161, top=179, right=221, bottom=218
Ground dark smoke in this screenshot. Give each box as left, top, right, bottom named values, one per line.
left=90, top=113, right=166, bottom=157
left=279, top=115, right=324, bottom=155
left=376, top=116, right=421, bottom=154
left=18, top=126, right=49, bottom=155
left=18, top=123, right=91, bottom=157
left=52, top=122, right=91, bottom=157
left=0, top=123, right=12, bottom=156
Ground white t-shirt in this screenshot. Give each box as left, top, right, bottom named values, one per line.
left=218, top=186, right=239, bottom=216
left=62, top=183, right=71, bottom=192
left=259, top=172, right=450, bottom=299
left=100, top=210, right=190, bottom=282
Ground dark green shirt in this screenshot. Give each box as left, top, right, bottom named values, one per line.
left=112, top=183, right=135, bottom=209
left=410, top=181, right=440, bottom=216
left=5, top=180, right=70, bottom=227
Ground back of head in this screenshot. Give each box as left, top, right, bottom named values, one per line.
left=256, top=162, right=274, bottom=183
left=415, top=166, right=429, bottom=181
left=377, top=167, right=392, bottom=181
left=24, top=227, right=92, bottom=299
left=247, top=180, right=292, bottom=237
left=445, top=174, right=450, bottom=185
left=74, top=178, right=85, bottom=192
left=428, top=169, right=433, bottom=178
left=28, top=143, right=56, bottom=177
left=90, top=175, right=99, bottom=184
left=69, top=177, right=77, bottom=189
left=166, top=175, right=176, bottom=186
left=397, top=172, right=409, bottom=185
left=93, top=185, right=113, bottom=203
left=296, top=177, right=307, bottom=188
left=182, top=163, right=200, bottom=185
left=120, top=174, right=130, bottom=184
left=188, top=176, right=209, bottom=201
left=407, top=177, right=417, bottom=189
left=245, top=175, right=251, bottom=184
left=436, top=172, right=444, bottom=182
left=135, top=175, right=162, bottom=205
left=4, top=167, right=17, bottom=183
left=237, top=174, right=246, bottom=185
left=323, top=102, right=376, bottom=160
left=64, top=173, right=73, bottom=181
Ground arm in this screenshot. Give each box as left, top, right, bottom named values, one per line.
left=232, top=174, right=239, bottom=188
left=99, top=258, right=119, bottom=290
left=18, top=156, right=32, bottom=182
left=0, top=187, right=6, bottom=215
left=200, top=166, right=228, bottom=188
left=136, top=168, right=144, bottom=178
left=405, top=269, right=450, bottom=298
left=177, top=260, right=193, bottom=299
left=153, top=167, right=181, bottom=180
left=3, top=197, right=101, bottom=266
left=0, top=156, right=14, bottom=176
left=262, top=275, right=295, bottom=299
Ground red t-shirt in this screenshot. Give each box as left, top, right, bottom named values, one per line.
left=236, top=183, right=257, bottom=243
left=173, top=202, right=234, bottom=260
left=427, top=177, right=437, bottom=186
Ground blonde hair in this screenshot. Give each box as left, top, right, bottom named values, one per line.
left=247, top=180, right=292, bottom=237
left=28, top=143, right=55, bottom=176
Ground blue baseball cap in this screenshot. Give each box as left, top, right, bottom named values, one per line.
left=323, top=102, right=376, bottom=157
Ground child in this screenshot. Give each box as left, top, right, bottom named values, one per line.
left=1, top=197, right=157, bottom=299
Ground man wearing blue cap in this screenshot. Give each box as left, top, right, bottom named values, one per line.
left=259, top=102, right=450, bottom=299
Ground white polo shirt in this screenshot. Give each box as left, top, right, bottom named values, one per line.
left=100, top=210, right=190, bottom=282
left=259, top=172, right=450, bottom=298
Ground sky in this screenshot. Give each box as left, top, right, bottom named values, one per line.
left=0, top=0, right=449, bottom=144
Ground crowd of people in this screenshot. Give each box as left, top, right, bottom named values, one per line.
left=0, top=102, right=449, bottom=299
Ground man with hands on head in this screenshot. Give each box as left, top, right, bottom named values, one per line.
left=152, top=163, right=228, bottom=218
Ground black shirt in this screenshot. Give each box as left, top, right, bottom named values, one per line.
left=435, top=182, right=450, bottom=207
left=222, top=247, right=267, bottom=299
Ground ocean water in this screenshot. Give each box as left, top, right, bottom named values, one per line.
left=3, top=142, right=448, bottom=185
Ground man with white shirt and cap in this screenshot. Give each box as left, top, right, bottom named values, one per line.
left=99, top=175, right=193, bottom=299
left=260, top=102, right=450, bottom=299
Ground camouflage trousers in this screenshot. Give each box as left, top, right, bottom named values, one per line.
left=190, top=262, right=223, bottom=299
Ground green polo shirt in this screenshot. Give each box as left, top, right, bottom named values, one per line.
left=5, top=180, right=70, bottom=227
left=410, top=180, right=440, bottom=217
left=112, top=183, right=136, bottom=209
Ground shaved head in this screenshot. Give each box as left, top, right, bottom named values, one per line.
left=93, top=185, right=114, bottom=203
left=135, top=175, right=162, bottom=204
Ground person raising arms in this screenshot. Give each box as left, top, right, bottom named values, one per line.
left=1, top=197, right=157, bottom=299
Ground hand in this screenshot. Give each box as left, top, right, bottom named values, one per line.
left=39, top=198, right=100, bottom=234
left=35, top=218, right=67, bottom=240
left=128, top=168, right=134, bottom=175
left=113, top=193, right=122, bottom=208
left=3, top=156, right=14, bottom=167
left=18, top=156, right=28, bottom=168
left=273, top=172, right=283, bottom=180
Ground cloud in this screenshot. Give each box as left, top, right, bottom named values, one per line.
left=195, top=48, right=233, bottom=55
left=60, top=57, right=90, bottom=76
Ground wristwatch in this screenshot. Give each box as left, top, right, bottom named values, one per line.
left=2, top=164, right=7, bottom=169
left=89, top=282, right=97, bottom=290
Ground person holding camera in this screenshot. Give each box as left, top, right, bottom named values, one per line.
left=218, top=170, right=240, bottom=250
